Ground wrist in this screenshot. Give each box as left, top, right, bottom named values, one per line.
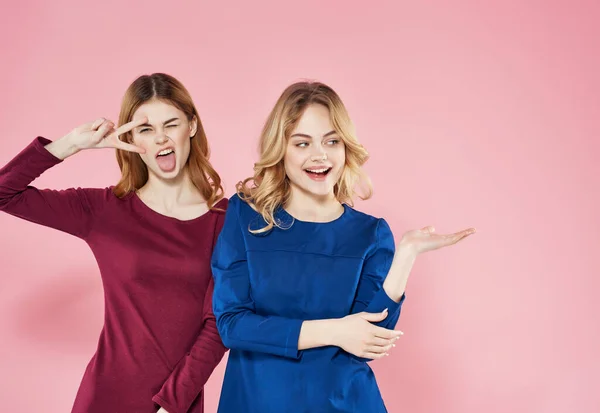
left=61, top=134, right=82, bottom=154
left=323, top=319, right=340, bottom=347
left=298, top=318, right=339, bottom=350
left=383, top=246, right=417, bottom=302
left=46, top=135, right=81, bottom=160
left=397, top=238, right=419, bottom=257
left=396, top=243, right=418, bottom=262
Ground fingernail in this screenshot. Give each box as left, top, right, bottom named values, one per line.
left=392, top=344, right=396, bottom=347
left=382, top=308, right=388, bottom=313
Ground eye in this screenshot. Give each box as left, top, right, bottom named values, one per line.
left=166, top=124, right=179, bottom=128
left=326, top=139, right=340, bottom=146
left=296, top=142, right=309, bottom=148
left=139, top=128, right=150, bottom=133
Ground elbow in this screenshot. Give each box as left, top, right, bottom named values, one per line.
left=215, top=312, right=237, bottom=350
left=0, top=198, right=12, bottom=211
left=216, top=321, right=231, bottom=349
left=216, top=310, right=252, bottom=350
left=219, top=335, right=234, bottom=350
left=0, top=187, right=17, bottom=210
left=0, top=191, right=8, bottom=209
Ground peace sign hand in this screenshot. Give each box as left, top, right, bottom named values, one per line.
left=65, top=117, right=147, bottom=154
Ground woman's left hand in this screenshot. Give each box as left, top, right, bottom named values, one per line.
left=399, top=226, right=476, bottom=255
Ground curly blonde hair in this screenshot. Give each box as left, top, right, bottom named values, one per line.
left=237, top=81, right=372, bottom=233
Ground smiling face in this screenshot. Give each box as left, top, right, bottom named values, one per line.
left=283, top=104, right=346, bottom=199
left=130, top=99, right=197, bottom=181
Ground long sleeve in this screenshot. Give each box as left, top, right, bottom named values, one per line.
left=0, top=137, right=100, bottom=239
left=152, top=211, right=229, bottom=413
left=350, top=218, right=406, bottom=330
left=211, top=196, right=304, bottom=359
left=346, top=218, right=406, bottom=363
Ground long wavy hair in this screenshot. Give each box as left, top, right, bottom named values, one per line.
left=112, top=73, right=223, bottom=208
left=237, top=81, right=372, bottom=233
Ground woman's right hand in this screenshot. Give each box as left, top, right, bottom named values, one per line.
left=47, top=117, right=147, bottom=159
left=331, top=310, right=403, bottom=359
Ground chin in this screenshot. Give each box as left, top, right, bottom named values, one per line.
left=302, top=184, right=336, bottom=197
left=152, top=167, right=180, bottom=180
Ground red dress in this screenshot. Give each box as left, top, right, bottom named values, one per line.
left=0, top=137, right=227, bottom=413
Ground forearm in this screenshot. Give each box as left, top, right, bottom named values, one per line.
left=297, top=318, right=338, bottom=350
left=216, top=310, right=305, bottom=358
left=300, top=247, right=416, bottom=352
left=44, top=136, right=79, bottom=160
left=298, top=253, right=414, bottom=352
left=0, top=137, right=64, bottom=212
left=153, top=320, right=226, bottom=413
left=383, top=244, right=417, bottom=302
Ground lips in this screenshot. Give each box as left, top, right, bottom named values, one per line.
left=304, top=166, right=332, bottom=181
left=156, top=147, right=175, bottom=158
left=304, top=167, right=331, bottom=174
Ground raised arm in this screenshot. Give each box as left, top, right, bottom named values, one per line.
left=0, top=118, right=145, bottom=238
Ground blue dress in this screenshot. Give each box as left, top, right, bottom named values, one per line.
left=211, top=194, right=406, bottom=413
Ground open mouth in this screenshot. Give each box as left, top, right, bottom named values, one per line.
left=304, top=167, right=332, bottom=180
left=157, top=148, right=174, bottom=157
left=156, top=148, right=176, bottom=172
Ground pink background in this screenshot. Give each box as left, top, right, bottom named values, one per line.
left=1, top=1, right=598, bottom=412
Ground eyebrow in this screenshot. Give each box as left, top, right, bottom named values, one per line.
left=137, top=117, right=180, bottom=128
left=290, top=130, right=338, bottom=139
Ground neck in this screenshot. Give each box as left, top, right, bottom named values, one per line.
left=284, top=185, right=343, bottom=222
left=138, top=167, right=202, bottom=208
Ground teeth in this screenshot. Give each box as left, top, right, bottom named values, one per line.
left=306, top=168, right=330, bottom=174
left=158, top=149, right=174, bottom=156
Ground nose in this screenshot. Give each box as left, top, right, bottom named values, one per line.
left=154, top=131, right=168, bottom=145
left=310, top=144, right=328, bottom=162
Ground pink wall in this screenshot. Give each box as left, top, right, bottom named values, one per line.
left=1, top=1, right=598, bottom=412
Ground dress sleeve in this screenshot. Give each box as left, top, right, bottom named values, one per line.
left=211, top=196, right=304, bottom=359
left=0, top=137, right=102, bottom=239
left=350, top=219, right=406, bottom=329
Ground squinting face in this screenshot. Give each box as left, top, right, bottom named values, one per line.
left=130, top=99, right=197, bottom=180
left=284, top=104, right=346, bottom=198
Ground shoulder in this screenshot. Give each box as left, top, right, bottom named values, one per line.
left=343, top=206, right=394, bottom=251
left=211, top=196, right=229, bottom=214
left=227, top=193, right=258, bottom=217
left=224, top=193, right=272, bottom=237
left=344, top=205, right=388, bottom=233
left=227, top=192, right=241, bottom=207
left=226, top=193, right=247, bottom=208
left=210, top=197, right=230, bottom=235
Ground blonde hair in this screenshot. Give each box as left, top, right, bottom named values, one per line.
left=237, top=81, right=372, bottom=233
left=113, top=73, right=223, bottom=208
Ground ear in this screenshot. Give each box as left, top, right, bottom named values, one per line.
left=190, top=116, right=198, bottom=138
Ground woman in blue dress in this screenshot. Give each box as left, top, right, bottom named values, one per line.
left=211, top=81, right=476, bottom=412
